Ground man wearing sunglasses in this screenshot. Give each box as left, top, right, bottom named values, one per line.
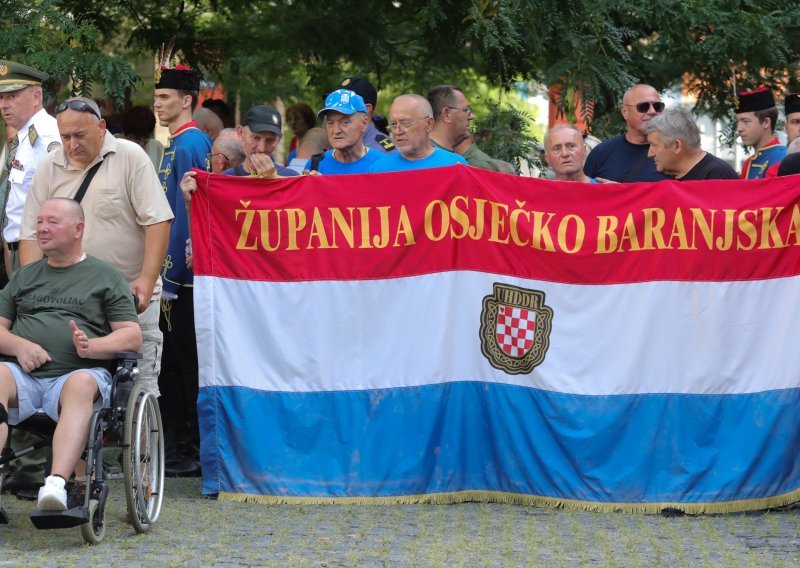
left=0, top=61, right=61, bottom=275
left=583, top=84, right=669, bottom=183
left=735, top=87, right=786, bottom=180
left=18, top=96, right=172, bottom=393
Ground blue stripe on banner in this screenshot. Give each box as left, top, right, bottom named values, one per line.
left=198, top=382, right=800, bottom=503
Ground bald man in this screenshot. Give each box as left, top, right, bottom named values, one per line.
left=583, top=84, right=669, bottom=182
left=369, top=94, right=467, bottom=173
left=193, top=107, right=224, bottom=141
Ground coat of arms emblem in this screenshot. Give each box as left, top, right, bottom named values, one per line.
left=479, top=283, right=553, bottom=374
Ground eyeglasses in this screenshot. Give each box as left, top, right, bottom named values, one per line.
left=55, top=100, right=102, bottom=120
left=625, top=101, right=665, bottom=113
left=205, top=152, right=230, bottom=171
left=388, top=116, right=431, bottom=132
left=447, top=106, right=473, bottom=115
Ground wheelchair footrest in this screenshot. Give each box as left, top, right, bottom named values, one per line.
left=30, top=507, right=89, bottom=529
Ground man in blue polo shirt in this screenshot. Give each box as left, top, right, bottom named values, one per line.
left=305, top=89, right=382, bottom=174
left=369, top=95, right=467, bottom=173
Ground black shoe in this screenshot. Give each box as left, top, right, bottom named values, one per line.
left=165, top=459, right=201, bottom=478
left=66, top=485, right=86, bottom=510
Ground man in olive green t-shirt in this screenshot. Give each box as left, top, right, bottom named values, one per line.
left=0, top=198, right=141, bottom=512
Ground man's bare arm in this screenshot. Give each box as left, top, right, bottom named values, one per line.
left=71, top=320, right=142, bottom=360
left=130, top=220, right=172, bottom=312
left=0, top=316, right=51, bottom=373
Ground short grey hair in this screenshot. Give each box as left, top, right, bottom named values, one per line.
left=212, top=128, right=245, bottom=163
left=543, top=123, right=584, bottom=150
left=644, top=107, right=701, bottom=150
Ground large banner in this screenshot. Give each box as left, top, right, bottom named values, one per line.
left=192, top=166, right=800, bottom=513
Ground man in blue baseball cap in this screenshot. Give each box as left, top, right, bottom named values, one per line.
left=305, top=89, right=382, bottom=175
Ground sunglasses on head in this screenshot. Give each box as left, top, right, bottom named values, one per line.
left=628, top=101, right=665, bottom=113
left=55, top=99, right=102, bottom=120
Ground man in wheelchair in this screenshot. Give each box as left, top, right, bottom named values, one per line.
left=0, top=198, right=141, bottom=512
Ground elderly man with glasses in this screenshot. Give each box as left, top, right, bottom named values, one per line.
left=205, top=128, right=245, bottom=174
left=583, top=84, right=669, bottom=183
left=369, top=94, right=467, bottom=173
left=18, top=96, right=172, bottom=394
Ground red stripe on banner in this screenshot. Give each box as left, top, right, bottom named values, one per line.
left=190, top=167, right=800, bottom=284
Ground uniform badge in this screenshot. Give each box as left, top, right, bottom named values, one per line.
left=0, top=64, right=7, bottom=77
left=378, top=137, right=395, bottom=151
left=10, top=160, right=23, bottom=171
left=341, top=78, right=351, bottom=87
left=479, top=283, right=553, bottom=375
left=28, top=125, right=38, bottom=146
left=47, top=141, right=61, bottom=152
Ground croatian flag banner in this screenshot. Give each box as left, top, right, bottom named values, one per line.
left=191, top=166, right=800, bottom=513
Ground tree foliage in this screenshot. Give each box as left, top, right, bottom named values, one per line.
left=2, top=0, right=799, bottom=145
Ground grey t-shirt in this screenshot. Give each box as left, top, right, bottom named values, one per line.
left=0, top=256, right=138, bottom=377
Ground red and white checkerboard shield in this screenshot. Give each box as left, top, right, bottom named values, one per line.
left=495, top=305, right=537, bottom=357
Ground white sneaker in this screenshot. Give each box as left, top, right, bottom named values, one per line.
left=37, top=475, right=67, bottom=511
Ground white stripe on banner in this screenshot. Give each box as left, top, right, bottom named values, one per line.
left=195, top=272, right=800, bottom=396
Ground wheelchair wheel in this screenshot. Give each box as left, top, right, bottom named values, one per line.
left=122, top=383, right=165, bottom=533
left=80, top=499, right=106, bottom=544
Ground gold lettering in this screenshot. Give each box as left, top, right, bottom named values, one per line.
left=558, top=214, right=584, bottom=254
left=469, top=199, right=486, bottom=239
left=736, top=209, right=758, bottom=250
left=235, top=208, right=258, bottom=250
left=642, top=208, right=667, bottom=250
left=667, top=209, right=689, bottom=250
left=285, top=208, right=306, bottom=251
left=307, top=208, right=332, bottom=249
left=258, top=209, right=282, bottom=252
left=759, top=207, right=785, bottom=249
left=372, top=206, right=391, bottom=248
left=488, top=201, right=510, bottom=244
left=509, top=200, right=530, bottom=246
left=716, top=209, right=735, bottom=251
left=425, top=200, right=449, bottom=242
left=618, top=212, right=642, bottom=251
left=596, top=215, right=619, bottom=253
left=531, top=211, right=556, bottom=251
left=393, top=206, right=415, bottom=246
left=329, top=207, right=355, bottom=248
left=449, top=196, right=470, bottom=239
left=785, top=204, right=800, bottom=246
left=689, top=208, right=714, bottom=250
left=358, top=207, right=372, bottom=248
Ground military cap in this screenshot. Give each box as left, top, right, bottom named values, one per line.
left=155, top=65, right=201, bottom=91
left=785, top=93, right=800, bottom=116
left=339, top=77, right=377, bottom=107
left=0, top=60, right=49, bottom=93
left=734, top=87, right=776, bottom=114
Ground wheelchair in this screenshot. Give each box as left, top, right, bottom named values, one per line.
left=0, top=353, right=165, bottom=544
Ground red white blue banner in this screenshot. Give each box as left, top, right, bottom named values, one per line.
left=192, top=167, right=800, bottom=512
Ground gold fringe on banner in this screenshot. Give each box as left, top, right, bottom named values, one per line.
left=216, top=487, right=800, bottom=515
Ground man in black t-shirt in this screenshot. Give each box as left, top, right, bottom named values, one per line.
left=644, top=108, right=739, bottom=181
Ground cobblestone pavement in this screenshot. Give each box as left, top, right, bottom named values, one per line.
left=2, top=478, right=799, bottom=567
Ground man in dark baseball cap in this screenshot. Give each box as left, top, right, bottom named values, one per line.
left=226, top=105, right=297, bottom=177
left=339, top=77, right=395, bottom=155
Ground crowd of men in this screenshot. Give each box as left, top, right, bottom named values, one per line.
left=1, top=56, right=800, bottom=513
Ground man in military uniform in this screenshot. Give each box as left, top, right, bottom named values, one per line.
left=154, top=64, right=211, bottom=476
left=735, top=87, right=786, bottom=179
left=339, top=77, right=395, bottom=155
left=0, top=60, right=61, bottom=497
left=0, top=61, right=60, bottom=274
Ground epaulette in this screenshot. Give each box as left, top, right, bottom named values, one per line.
left=28, top=124, right=38, bottom=146
left=377, top=135, right=394, bottom=151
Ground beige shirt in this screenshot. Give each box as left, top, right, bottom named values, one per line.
left=20, top=134, right=174, bottom=290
